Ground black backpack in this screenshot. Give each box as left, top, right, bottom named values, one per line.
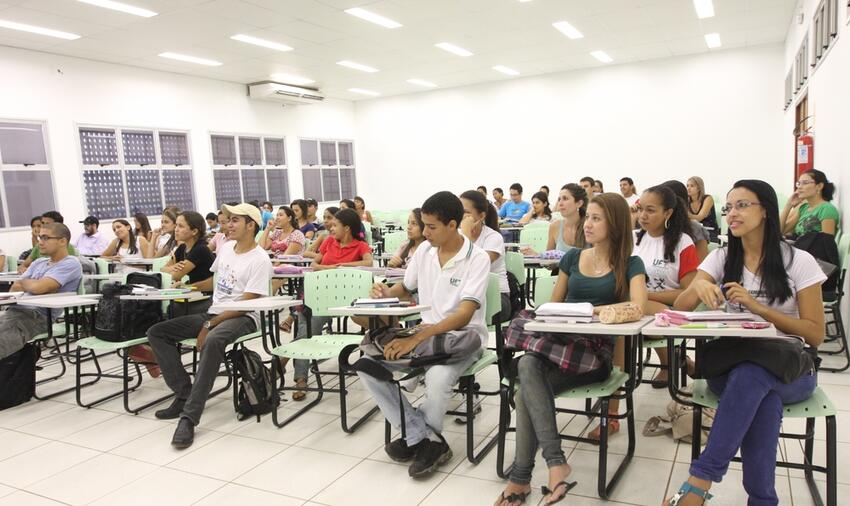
left=95, top=272, right=164, bottom=342
left=0, top=343, right=38, bottom=410
left=506, top=271, right=525, bottom=321
left=227, top=348, right=275, bottom=421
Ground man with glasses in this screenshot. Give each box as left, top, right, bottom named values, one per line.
left=18, top=211, right=79, bottom=273
left=497, top=183, right=531, bottom=223
left=1, top=223, right=82, bottom=360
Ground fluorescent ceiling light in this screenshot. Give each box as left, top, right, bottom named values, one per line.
left=231, top=34, right=293, bottom=52
left=492, top=65, right=520, bottom=76
left=336, top=60, right=379, bottom=72
left=693, top=0, right=715, bottom=19
left=0, top=19, right=80, bottom=40
left=344, top=7, right=402, bottom=29
left=348, top=88, right=380, bottom=96
left=77, top=0, right=157, bottom=17
left=552, top=21, right=583, bottom=39
left=158, top=52, right=222, bottom=66
left=590, top=50, right=613, bottom=63
left=435, top=42, right=473, bottom=57
left=270, top=73, right=315, bottom=85
left=407, top=78, right=437, bottom=88
left=704, top=32, right=722, bottom=48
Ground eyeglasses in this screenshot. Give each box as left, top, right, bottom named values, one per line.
left=795, top=180, right=815, bottom=188
left=721, top=201, right=762, bottom=214
left=37, top=235, right=61, bottom=242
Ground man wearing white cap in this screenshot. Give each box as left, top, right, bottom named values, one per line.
left=147, top=203, right=272, bottom=448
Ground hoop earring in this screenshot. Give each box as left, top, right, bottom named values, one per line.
left=664, top=218, right=669, bottom=230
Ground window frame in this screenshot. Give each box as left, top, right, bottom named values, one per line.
left=209, top=132, right=290, bottom=207
left=0, top=118, right=57, bottom=230
left=300, top=138, right=356, bottom=204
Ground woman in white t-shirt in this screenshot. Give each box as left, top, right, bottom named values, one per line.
left=633, top=185, right=699, bottom=387
left=666, top=180, right=826, bottom=506
left=149, top=207, right=179, bottom=258
left=102, top=219, right=152, bottom=275
left=460, top=190, right=512, bottom=323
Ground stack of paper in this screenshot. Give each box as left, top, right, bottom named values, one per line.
left=663, top=309, right=755, bottom=325
left=352, top=297, right=406, bottom=308
left=535, top=302, right=594, bottom=323
left=130, top=285, right=192, bottom=296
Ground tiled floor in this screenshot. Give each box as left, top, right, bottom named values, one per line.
left=0, top=335, right=847, bottom=506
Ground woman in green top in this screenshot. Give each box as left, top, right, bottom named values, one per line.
left=496, top=194, right=647, bottom=506
left=780, top=169, right=839, bottom=237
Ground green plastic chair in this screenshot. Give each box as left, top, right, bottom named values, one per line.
left=519, top=226, right=548, bottom=252
left=151, top=255, right=170, bottom=273
left=689, top=379, right=837, bottom=505
left=382, top=231, right=408, bottom=257
left=95, top=258, right=109, bottom=275
left=532, top=275, right=556, bottom=306
left=505, top=251, right=526, bottom=286
left=5, top=255, right=17, bottom=272
left=821, top=234, right=850, bottom=372
left=269, top=269, right=377, bottom=432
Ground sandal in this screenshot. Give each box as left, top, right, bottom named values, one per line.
left=666, top=481, right=713, bottom=505
left=587, top=419, right=619, bottom=441
left=280, top=316, right=294, bottom=333
left=495, top=489, right=530, bottom=506
left=292, top=378, right=307, bottom=401
left=540, top=481, right=577, bottom=505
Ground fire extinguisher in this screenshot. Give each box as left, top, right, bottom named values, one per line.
left=796, top=133, right=814, bottom=178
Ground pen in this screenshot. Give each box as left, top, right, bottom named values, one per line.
left=679, top=323, right=732, bottom=329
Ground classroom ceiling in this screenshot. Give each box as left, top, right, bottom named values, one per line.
left=0, top=0, right=797, bottom=100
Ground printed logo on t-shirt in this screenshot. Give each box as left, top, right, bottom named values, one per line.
left=216, top=263, right=237, bottom=296
left=646, top=259, right=669, bottom=291
left=450, top=276, right=462, bottom=287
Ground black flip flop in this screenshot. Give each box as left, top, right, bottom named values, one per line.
left=497, top=490, right=530, bottom=505
left=541, top=481, right=578, bottom=505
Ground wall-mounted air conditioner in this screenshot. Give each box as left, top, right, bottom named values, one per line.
left=248, top=81, right=325, bottom=105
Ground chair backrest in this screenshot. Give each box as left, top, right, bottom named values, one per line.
left=151, top=255, right=170, bottom=273
left=707, top=242, right=719, bottom=254
left=5, top=255, right=17, bottom=272
left=838, top=233, right=850, bottom=270
left=94, top=258, right=109, bottom=275
left=304, top=269, right=374, bottom=317
left=382, top=231, right=408, bottom=256
left=523, top=220, right=550, bottom=229
left=505, top=251, right=526, bottom=285
left=533, top=275, right=557, bottom=307
left=715, top=197, right=728, bottom=235
left=364, top=226, right=373, bottom=245
left=485, top=273, right=501, bottom=324
left=519, top=226, right=548, bottom=252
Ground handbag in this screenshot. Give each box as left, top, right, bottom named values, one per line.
left=698, top=337, right=817, bottom=384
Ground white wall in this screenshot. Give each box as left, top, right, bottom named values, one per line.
left=0, top=45, right=356, bottom=255
left=783, top=0, right=848, bottom=228
left=354, top=44, right=786, bottom=210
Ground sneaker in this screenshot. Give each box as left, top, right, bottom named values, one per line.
left=408, top=436, right=452, bottom=477
left=155, top=398, right=186, bottom=420
left=385, top=438, right=423, bottom=462
left=171, top=417, right=195, bottom=449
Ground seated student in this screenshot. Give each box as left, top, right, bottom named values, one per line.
left=539, top=185, right=550, bottom=197
left=261, top=206, right=306, bottom=255
left=205, top=212, right=219, bottom=234
left=261, top=201, right=274, bottom=230
left=339, top=198, right=355, bottom=210
left=306, top=198, right=320, bottom=227
left=521, top=183, right=587, bottom=256
left=593, top=180, right=604, bottom=194
left=29, top=216, right=42, bottom=248
left=662, top=180, right=710, bottom=262
left=287, top=208, right=373, bottom=400
left=161, top=211, right=215, bottom=292
left=102, top=219, right=152, bottom=274
left=291, top=199, right=317, bottom=240
left=302, top=206, right=338, bottom=259
left=134, top=212, right=153, bottom=243
left=686, top=176, right=720, bottom=243
left=360, top=191, right=489, bottom=477
left=207, top=211, right=230, bottom=253
left=460, top=190, right=512, bottom=323
left=73, top=216, right=111, bottom=256
left=1, top=223, right=82, bottom=360
left=0, top=248, right=5, bottom=272
left=147, top=204, right=272, bottom=449
left=620, top=177, right=639, bottom=207
left=149, top=207, right=179, bottom=258
left=388, top=208, right=425, bottom=268
left=492, top=187, right=507, bottom=210
left=496, top=193, right=647, bottom=506
left=632, top=185, right=698, bottom=386
left=354, top=196, right=374, bottom=225
left=666, top=180, right=826, bottom=506
left=579, top=176, right=596, bottom=195
left=518, top=191, right=553, bottom=224
left=18, top=211, right=79, bottom=273
left=780, top=169, right=839, bottom=238
left=477, top=185, right=488, bottom=197
left=498, top=183, right=531, bottom=223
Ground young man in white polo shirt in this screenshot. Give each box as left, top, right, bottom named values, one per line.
left=147, top=203, right=272, bottom=449
left=363, top=191, right=491, bottom=477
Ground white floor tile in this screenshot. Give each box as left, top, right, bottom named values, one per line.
left=0, top=429, right=50, bottom=461
left=295, top=419, right=385, bottom=458
left=232, top=408, right=337, bottom=445
left=16, top=407, right=118, bottom=440
left=0, top=441, right=99, bottom=488
left=565, top=449, right=673, bottom=504
left=0, top=484, right=13, bottom=499
left=787, top=476, right=850, bottom=506
left=234, top=446, right=360, bottom=499
left=90, top=467, right=225, bottom=506
left=61, top=414, right=167, bottom=451
left=193, top=483, right=303, bottom=506
left=313, top=459, right=445, bottom=506
left=0, top=491, right=67, bottom=506
left=0, top=400, right=73, bottom=430
left=27, top=453, right=157, bottom=505
left=109, top=424, right=225, bottom=466
left=168, top=433, right=286, bottom=481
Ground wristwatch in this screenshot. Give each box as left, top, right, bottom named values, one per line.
left=203, top=320, right=214, bottom=330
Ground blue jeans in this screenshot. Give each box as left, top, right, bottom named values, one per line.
left=357, top=351, right=480, bottom=445
left=690, top=362, right=817, bottom=506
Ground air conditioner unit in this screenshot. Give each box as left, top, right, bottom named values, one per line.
left=248, top=82, right=324, bottom=105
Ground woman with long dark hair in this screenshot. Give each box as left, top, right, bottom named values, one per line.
left=261, top=206, right=305, bottom=255
left=662, top=180, right=709, bottom=261
left=149, top=207, right=179, bottom=257
left=388, top=208, right=425, bottom=268
left=519, top=191, right=553, bottom=224
left=520, top=184, right=588, bottom=257
left=686, top=176, right=719, bottom=243
left=102, top=219, right=152, bottom=274
left=290, top=199, right=317, bottom=240
left=667, top=180, right=826, bottom=506
left=633, top=185, right=699, bottom=386
left=460, top=190, right=511, bottom=323
left=780, top=169, right=839, bottom=237
left=161, top=211, right=215, bottom=291
left=134, top=213, right=152, bottom=242
left=353, top=196, right=374, bottom=225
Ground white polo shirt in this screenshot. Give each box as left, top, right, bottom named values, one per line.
left=466, top=225, right=509, bottom=294
left=403, top=235, right=491, bottom=347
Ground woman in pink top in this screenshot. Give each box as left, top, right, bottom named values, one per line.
left=261, top=206, right=305, bottom=255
